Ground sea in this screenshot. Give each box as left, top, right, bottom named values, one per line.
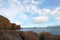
left=18, top=27, right=60, bottom=35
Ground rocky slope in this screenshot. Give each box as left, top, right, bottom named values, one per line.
left=0, top=15, right=21, bottom=30
left=0, top=31, right=60, bottom=40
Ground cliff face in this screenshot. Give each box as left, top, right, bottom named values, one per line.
left=0, top=15, right=11, bottom=29
left=0, top=15, right=21, bottom=30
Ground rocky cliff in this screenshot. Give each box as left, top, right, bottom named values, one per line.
left=0, top=15, right=21, bottom=30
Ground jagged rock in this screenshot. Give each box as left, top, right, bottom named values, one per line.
left=0, top=31, right=24, bottom=40
left=24, top=31, right=39, bottom=40
left=0, top=15, right=21, bottom=30
left=39, top=32, right=60, bottom=40
left=0, top=15, right=12, bottom=29
left=0, top=30, right=60, bottom=40
left=11, top=23, right=21, bottom=30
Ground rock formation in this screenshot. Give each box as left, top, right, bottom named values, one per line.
left=0, top=15, right=12, bottom=29
left=39, top=32, right=60, bottom=40
left=0, top=15, right=21, bottom=30
left=0, top=31, right=39, bottom=40
left=11, top=23, right=21, bottom=30
left=24, top=31, right=39, bottom=40
left=0, top=31, right=24, bottom=40
left=0, top=31, right=60, bottom=40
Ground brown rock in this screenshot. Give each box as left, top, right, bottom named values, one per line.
left=0, top=15, right=12, bottom=29
left=0, top=15, right=21, bottom=30
left=0, top=31, right=24, bottom=40
left=11, top=23, right=21, bottom=30
left=24, top=31, right=39, bottom=40
left=39, top=32, right=60, bottom=40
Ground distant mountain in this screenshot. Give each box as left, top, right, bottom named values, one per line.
left=47, top=26, right=60, bottom=28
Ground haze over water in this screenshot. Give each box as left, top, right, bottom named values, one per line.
left=20, top=27, right=60, bottom=35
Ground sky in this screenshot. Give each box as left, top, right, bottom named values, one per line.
left=0, top=0, right=60, bottom=28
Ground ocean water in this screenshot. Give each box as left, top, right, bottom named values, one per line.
left=18, top=27, right=60, bottom=35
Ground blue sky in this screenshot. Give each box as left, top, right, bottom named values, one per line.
left=0, top=0, right=60, bottom=28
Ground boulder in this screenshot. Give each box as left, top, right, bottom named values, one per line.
left=24, top=31, right=39, bottom=40
left=0, top=31, right=24, bottom=40
left=39, top=32, right=60, bottom=40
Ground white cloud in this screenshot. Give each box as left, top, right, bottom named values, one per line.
left=31, top=6, right=51, bottom=16
left=38, top=9, right=51, bottom=15
left=0, top=0, right=45, bottom=21
left=0, top=0, right=44, bottom=18
left=31, top=7, right=60, bottom=22
left=24, top=0, right=44, bottom=5
left=0, top=7, right=20, bottom=20
left=19, top=13, right=28, bottom=20
left=32, top=0, right=44, bottom=4
left=51, top=7, right=60, bottom=17
left=51, top=7, right=60, bottom=21
left=31, top=6, right=38, bottom=12
left=55, top=16, right=60, bottom=21
left=32, top=16, right=49, bottom=23
left=0, top=0, right=29, bottom=20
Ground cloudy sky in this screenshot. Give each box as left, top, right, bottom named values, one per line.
left=0, top=0, right=60, bottom=28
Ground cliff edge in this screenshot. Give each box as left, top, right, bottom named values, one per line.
left=0, top=15, right=21, bottom=30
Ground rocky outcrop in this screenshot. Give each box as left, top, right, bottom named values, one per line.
left=0, top=15, right=12, bottom=29
left=11, top=23, right=21, bottom=30
left=0, top=31, right=39, bottom=40
left=0, top=31, right=60, bottom=40
left=0, top=15, right=21, bottom=30
left=39, top=32, right=60, bottom=40
left=24, top=31, right=39, bottom=40
left=0, top=31, right=24, bottom=40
